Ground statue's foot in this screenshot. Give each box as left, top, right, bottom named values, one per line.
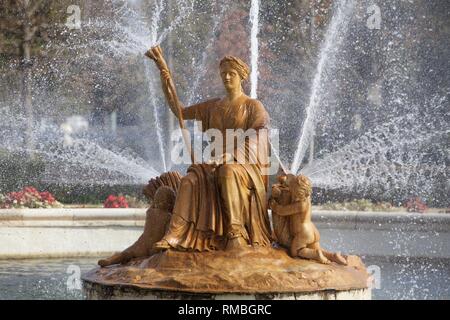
left=98, top=252, right=124, bottom=267
left=98, top=259, right=109, bottom=267
left=317, top=250, right=331, bottom=265
left=332, top=252, right=348, bottom=265
left=322, top=250, right=348, bottom=265
left=226, top=236, right=248, bottom=251
left=153, top=239, right=171, bottom=251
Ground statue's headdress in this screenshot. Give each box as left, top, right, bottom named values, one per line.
left=219, top=56, right=250, bottom=81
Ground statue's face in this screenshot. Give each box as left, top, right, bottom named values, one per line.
left=220, top=64, right=241, bottom=90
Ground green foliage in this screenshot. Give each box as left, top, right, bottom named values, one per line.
left=0, top=150, right=46, bottom=193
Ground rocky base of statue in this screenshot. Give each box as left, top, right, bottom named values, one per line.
left=82, top=246, right=371, bottom=300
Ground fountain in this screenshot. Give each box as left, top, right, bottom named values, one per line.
left=291, top=0, right=354, bottom=174
left=0, top=0, right=197, bottom=186
left=0, top=0, right=448, bottom=301
left=83, top=44, right=371, bottom=300
left=249, top=0, right=260, bottom=98
left=288, top=0, right=448, bottom=204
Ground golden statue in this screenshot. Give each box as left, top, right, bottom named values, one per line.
left=98, top=45, right=272, bottom=268
left=145, top=45, right=271, bottom=252
left=89, top=46, right=370, bottom=300
left=270, top=174, right=347, bottom=265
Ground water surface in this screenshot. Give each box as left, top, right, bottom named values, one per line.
left=0, top=256, right=448, bottom=300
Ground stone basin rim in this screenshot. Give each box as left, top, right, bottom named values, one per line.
left=82, top=262, right=369, bottom=295
left=82, top=275, right=368, bottom=295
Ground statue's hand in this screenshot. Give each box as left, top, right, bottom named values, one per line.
left=207, top=153, right=234, bottom=168
left=269, top=199, right=278, bottom=211
left=144, top=47, right=158, bottom=61
left=271, top=185, right=282, bottom=199
left=145, top=45, right=165, bottom=65
left=206, top=157, right=221, bottom=168
left=222, top=153, right=234, bottom=164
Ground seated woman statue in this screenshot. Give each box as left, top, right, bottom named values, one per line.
left=146, top=46, right=272, bottom=252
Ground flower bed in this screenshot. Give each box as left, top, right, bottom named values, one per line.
left=0, top=186, right=62, bottom=209
left=320, top=197, right=436, bottom=213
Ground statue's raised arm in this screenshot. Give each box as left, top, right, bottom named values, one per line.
left=145, top=45, right=194, bottom=163
left=145, top=45, right=184, bottom=119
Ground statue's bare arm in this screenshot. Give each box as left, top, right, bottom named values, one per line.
left=145, top=45, right=186, bottom=119
left=269, top=200, right=301, bottom=216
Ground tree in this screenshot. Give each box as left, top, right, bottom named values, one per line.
left=0, top=0, right=52, bottom=150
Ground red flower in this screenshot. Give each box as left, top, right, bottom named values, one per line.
left=40, top=191, right=55, bottom=204
left=24, top=186, right=38, bottom=195
left=104, top=194, right=129, bottom=208
left=404, top=197, right=428, bottom=213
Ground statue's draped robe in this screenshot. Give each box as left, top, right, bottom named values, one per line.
left=163, top=95, right=272, bottom=251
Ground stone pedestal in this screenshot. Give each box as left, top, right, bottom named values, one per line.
left=82, top=246, right=371, bottom=300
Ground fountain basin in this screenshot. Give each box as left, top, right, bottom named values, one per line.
left=82, top=246, right=371, bottom=300
left=1, top=208, right=449, bottom=259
